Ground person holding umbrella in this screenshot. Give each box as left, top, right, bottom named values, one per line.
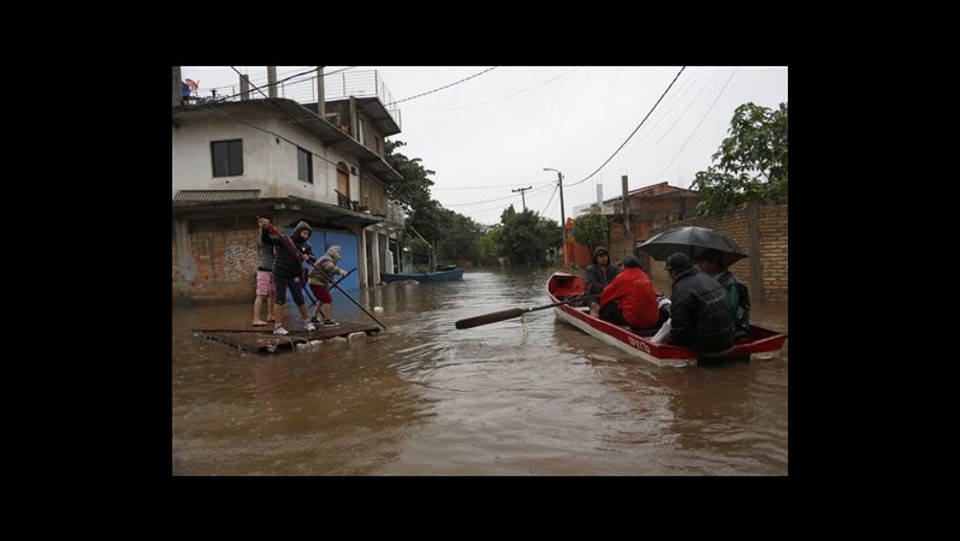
left=694, top=248, right=751, bottom=340
left=659, top=252, right=735, bottom=355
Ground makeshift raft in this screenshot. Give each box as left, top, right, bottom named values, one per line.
left=193, top=317, right=382, bottom=354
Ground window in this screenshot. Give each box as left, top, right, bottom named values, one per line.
left=297, top=147, right=313, bottom=183
left=211, top=139, right=243, bottom=177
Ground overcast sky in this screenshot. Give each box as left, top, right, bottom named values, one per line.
left=181, top=66, right=788, bottom=227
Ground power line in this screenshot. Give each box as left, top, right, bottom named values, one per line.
left=655, top=67, right=739, bottom=183
left=565, top=66, right=686, bottom=188
left=443, top=184, right=552, bottom=207
left=384, top=67, right=497, bottom=106
left=405, top=68, right=580, bottom=113
left=431, top=180, right=554, bottom=190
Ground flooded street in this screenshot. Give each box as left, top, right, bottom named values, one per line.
left=172, top=267, right=788, bottom=475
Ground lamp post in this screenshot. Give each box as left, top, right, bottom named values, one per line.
left=543, top=167, right=566, bottom=265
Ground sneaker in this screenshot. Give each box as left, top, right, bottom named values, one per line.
left=273, top=326, right=289, bottom=336
left=322, top=319, right=340, bottom=327
left=309, top=317, right=321, bottom=324
left=305, top=322, right=317, bottom=332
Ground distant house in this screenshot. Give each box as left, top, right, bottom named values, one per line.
left=570, top=181, right=700, bottom=266
left=171, top=67, right=407, bottom=302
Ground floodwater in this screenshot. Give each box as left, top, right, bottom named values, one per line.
left=172, top=267, right=788, bottom=476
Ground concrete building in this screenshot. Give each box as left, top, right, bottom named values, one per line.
left=570, top=181, right=700, bottom=266
left=171, top=66, right=406, bottom=303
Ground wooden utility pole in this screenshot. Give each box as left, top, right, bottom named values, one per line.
left=512, top=186, right=533, bottom=211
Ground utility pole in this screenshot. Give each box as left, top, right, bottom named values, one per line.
left=543, top=168, right=566, bottom=265
left=512, top=186, right=533, bottom=212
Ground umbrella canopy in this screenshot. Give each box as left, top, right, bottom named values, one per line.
left=638, top=226, right=748, bottom=267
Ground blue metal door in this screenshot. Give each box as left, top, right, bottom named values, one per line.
left=303, top=229, right=359, bottom=291
left=281, top=227, right=360, bottom=292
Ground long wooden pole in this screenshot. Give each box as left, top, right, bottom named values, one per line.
left=266, top=223, right=386, bottom=330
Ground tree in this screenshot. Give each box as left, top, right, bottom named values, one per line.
left=693, top=102, right=788, bottom=216
left=384, top=140, right=435, bottom=215
left=475, top=226, right=502, bottom=266
left=435, top=208, right=483, bottom=263
left=571, top=212, right=609, bottom=252
left=498, top=205, right=560, bottom=266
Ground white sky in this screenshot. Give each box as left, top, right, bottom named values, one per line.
left=181, top=66, right=788, bottom=226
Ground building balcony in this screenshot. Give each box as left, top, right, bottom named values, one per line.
left=205, top=69, right=401, bottom=131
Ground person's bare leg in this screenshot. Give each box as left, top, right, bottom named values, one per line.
left=266, top=287, right=276, bottom=322
left=320, top=303, right=332, bottom=321
left=589, top=301, right=600, bottom=318
left=253, top=295, right=268, bottom=325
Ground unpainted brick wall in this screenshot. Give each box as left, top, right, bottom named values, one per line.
left=172, top=218, right=261, bottom=303
left=648, top=199, right=787, bottom=302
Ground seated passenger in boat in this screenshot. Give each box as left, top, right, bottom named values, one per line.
left=590, top=255, right=660, bottom=330
left=583, top=246, right=619, bottom=296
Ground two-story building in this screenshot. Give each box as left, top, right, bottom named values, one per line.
left=570, top=181, right=700, bottom=266
left=172, top=66, right=406, bottom=303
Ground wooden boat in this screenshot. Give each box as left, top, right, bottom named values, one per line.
left=380, top=267, right=465, bottom=283
left=547, top=272, right=786, bottom=367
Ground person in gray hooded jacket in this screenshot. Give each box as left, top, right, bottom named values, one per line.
left=260, top=220, right=316, bottom=335
left=583, top=246, right=620, bottom=296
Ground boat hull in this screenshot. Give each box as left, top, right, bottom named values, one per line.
left=547, top=272, right=786, bottom=367
left=381, top=268, right=465, bottom=283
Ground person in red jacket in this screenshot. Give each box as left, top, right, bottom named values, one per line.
left=590, top=254, right=660, bottom=329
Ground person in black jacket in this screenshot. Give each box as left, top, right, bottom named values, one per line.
left=260, top=220, right=316, bottom=335
left=584, top=246, right=619, bottom=295
left=663, top=252, right=735, bottom=355
left=694, top=249, right=751, bottom=340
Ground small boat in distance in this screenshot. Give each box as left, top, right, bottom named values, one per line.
left=381, top=267, right=464, bottom=283
left=548, top=272, right=786, bottom=367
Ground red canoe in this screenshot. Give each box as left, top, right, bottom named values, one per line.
left=548, top=272, right=787, bottom=367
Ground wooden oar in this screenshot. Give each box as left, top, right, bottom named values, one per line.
left=455, top=293, right=600, bottom=329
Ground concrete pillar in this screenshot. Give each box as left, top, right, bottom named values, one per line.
left=240, top=74, right=250, bottom=101
left=172, top=66, right=182, bottom=106
left=317, top=66, right=325, bottom=117
left=349, top=96, right=357, bottom=139
left=371, top=230, right=381, bottom=287
left=267, top=66, right=277, bottom=98
left=621, top=175, right=631, bottom=250
left=747, top=200, right=763, bottom=301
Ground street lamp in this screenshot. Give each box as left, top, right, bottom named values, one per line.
left=543, top=167, right=566, bottom=265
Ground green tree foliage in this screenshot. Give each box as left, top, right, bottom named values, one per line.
left=384, top=140, right=435, bottom=214
left=384, top=140, right=485, bottom=264
left=435, top=208, right=483, bottom=262
left=571, top=212, right=609, bottom=252
left=498, top=205, right=561, bottom=266
left=693, top=102, right=788, bottom=216
left=475, top=226, right=502, bottom=265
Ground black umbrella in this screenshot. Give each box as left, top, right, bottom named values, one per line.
left=638, top=226, right=748, bottom=267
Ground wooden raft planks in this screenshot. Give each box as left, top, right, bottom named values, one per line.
left=192, top=320, right=382, bottom=354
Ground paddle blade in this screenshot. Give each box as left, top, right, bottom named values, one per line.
left=455, top=308, right=526, bottom=329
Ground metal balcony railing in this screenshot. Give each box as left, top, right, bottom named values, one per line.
left=193, top=69, right=401, bottom=130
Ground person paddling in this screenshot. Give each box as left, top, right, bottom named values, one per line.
left=260, top=220, right=317, bottom=335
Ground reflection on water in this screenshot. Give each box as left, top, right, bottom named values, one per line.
left=173, top=267, right=788, bottom=475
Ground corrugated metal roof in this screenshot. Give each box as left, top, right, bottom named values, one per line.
left=174, top=190, right=261, bottom=202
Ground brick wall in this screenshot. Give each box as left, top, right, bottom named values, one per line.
left=173, top=217, right=261, bottom=304
left=647, top=199, right=788, bottom=302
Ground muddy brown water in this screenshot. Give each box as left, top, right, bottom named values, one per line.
left=172, top=267, right=788, bottom=475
